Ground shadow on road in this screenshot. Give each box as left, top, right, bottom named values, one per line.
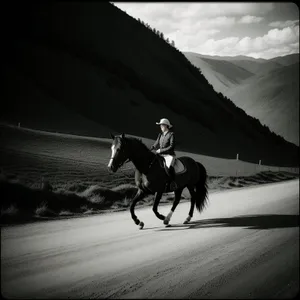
left=156, top=214, right=299, bottom=231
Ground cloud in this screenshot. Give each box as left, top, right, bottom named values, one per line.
left=113, top=3, right=273, bottom=40
left=191, top=3, right=273, bottom=17
left=265, top=26, right=299, bottom=45
left=168, top=28, right=220, bottom=50
left=113, top=2, right=299, bottom=59
left=201, top=37, right=240, bottom=52
left=269, top=20, right=299, bottom=28
left=195, top=16, right=236, bottom=28
left=247, top=45, right=299, bottom=59
left=114, top=3, right=273, bottom=25
left=191, top=25, right=299, bottom=59
left=164, top=16, right=238, bottom=50
left=238, top=15, right=264, bottom=24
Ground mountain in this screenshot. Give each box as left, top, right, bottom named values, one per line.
left=2, top=2, right=298, bottom=166
left=270, top=54, right=300, bottom=66
left=225, top=63, right=299, bottom=146
left=185, top=52, right=283, bottom=79
left=185, top=53, right=267, bottom=63
left=184, top=52, right=254, bottom=95
left=184, top=52, right=299, bottom=146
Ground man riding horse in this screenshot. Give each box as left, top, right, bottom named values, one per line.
left=107, top=119, right=208, bottom=229
left=151, top=118, right=177, bottom=190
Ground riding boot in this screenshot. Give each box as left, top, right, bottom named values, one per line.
left=168, top=166, right=177, bottom=190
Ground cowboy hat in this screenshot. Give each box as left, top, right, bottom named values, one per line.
left=156, top=118, right=172, bottom=128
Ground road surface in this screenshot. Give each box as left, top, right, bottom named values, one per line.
left=1, top=180, right=299, bottom=298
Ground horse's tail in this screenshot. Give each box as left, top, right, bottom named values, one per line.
left=195, top=162, right=208, bottom=212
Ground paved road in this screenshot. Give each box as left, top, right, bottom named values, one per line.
left=1, top=180, right=299, bottom=298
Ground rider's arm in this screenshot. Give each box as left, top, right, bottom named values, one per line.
left=151, top=134, right=161, bottom=150
left=159, top=132, right=175, bottom=154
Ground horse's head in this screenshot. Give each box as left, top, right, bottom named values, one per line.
left=108, top=133, right=129, bottom=173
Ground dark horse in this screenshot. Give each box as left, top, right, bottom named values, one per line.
left=108, top=133, right=208, bottom=229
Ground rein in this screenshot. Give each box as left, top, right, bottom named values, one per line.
left=110, top=155, right=133, bottom=179
left=119, top=159, right=133, bottom=179
left=110, top=137, right=158, bottom=176
left=144, top=154, right=157, bottom=174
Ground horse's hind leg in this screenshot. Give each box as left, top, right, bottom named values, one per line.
left=164, top=188, right=184, bottom=225
left=184, top=186, right=196, bottom=224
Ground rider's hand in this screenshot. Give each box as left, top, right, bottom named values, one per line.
left=156, top=149, right=161, bottom=154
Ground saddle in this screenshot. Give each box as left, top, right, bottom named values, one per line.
left=173, top=158, right=186, bottom=174
left=157, top=155, right=186, bottom=175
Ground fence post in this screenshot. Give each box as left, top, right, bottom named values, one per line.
left=236, top=153, right=239, bottom=160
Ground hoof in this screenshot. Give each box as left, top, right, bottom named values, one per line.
left=139, top=222, right=144, bottom=230
left=163, top=218, right=169, bottom=225
left=183, top=216, right=192, bottom=224
left=165, top=224, right=171, bottom=227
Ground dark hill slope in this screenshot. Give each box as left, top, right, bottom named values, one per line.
left=2, top=2, right=298, bottom=166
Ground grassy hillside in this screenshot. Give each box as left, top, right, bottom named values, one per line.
left=187, top=53, right=283, bottom=72
left=188, top=53, right=299, bottom=68
left=2, top=2, right=298, bottom=166
left=1, top=125, right=298, bottom=225
left=2, top=170, right=298, bottom=225
left=3, top=66, right=114, bottom=138
left=184, top=52, right=254, bottom=95
left=225, top=63, right=299, bottom=145
left=184, top=52, right=299, bottom=146
left=228, top=53, right=298, bottom=74
left=270, top=54, right=300, bottom=66
left=183, top=52, right=290, bottom=90
left=229, top=59, right=282, bottom=75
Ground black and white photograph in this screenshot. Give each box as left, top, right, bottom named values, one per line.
left=1, top=2, right=299, bottom=298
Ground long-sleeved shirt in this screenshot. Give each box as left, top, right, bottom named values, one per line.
left=151, top=131, right=176, bottom=155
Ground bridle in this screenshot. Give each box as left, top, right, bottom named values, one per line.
left=110, top=155, right=130, bottom=169
left=110, top=138, right=159, bottom=174
left=110, top=141, right=131, bottom=170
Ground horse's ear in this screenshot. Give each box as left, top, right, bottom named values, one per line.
left=110, top=133, right=115, bottom=140
left=121, top=133, right=125, bottom=139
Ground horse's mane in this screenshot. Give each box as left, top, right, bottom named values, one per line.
left=125, top=136, right=150, bottom=152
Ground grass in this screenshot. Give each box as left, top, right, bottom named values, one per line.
left=35, top=201, right=57, bottom=217
left=0, top=125, right=298, bottom=225
left=1, top=204, right=19, bottom=217
left=59, top=210, right=74, bottom=216
left=1, top=169, right=298, bottom=225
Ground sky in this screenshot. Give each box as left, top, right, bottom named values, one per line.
left=113, top=2, right=299, bottom=59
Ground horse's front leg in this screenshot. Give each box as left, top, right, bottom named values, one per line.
left=152, top=191, right=165, bottom=221
left=130, top=189, right=145, bottom=229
